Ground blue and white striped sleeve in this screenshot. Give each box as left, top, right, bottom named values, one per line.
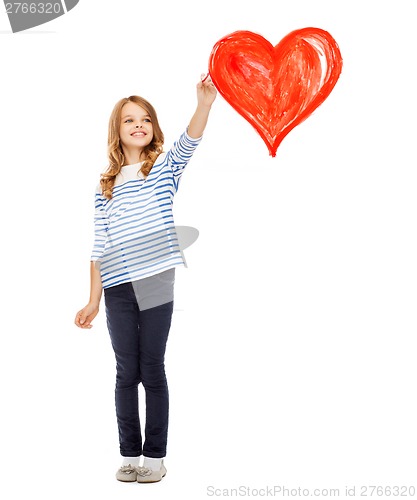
left=90, top=186, right=109, bottom=262
left=166, top=129, right=202, bottom=191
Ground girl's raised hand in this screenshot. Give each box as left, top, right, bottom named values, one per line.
left=187, top=73, right=217, bottom=138
left=197, top=73, right=217, bottom=107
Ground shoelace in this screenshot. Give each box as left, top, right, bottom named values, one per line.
left=136, top=467, right=153, bottom=477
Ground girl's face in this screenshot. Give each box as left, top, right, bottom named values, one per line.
left=119, top=102, right=154, bottom=155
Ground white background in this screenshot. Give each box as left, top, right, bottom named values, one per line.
left=1, top=1, right=416, bottom=498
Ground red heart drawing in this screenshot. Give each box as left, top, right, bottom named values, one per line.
left=208, top=28, right=343, bottom=157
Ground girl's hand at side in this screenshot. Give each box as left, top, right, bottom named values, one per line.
left=74, top=302, right=99, bottom=329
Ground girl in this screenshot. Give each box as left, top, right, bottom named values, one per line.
left=74, top=75, right=217, bottom=483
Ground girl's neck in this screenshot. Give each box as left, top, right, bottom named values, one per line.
left=123, top=148, right=144, bottom=166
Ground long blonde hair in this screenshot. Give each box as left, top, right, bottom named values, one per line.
left=100, top=96, right=164, bottom=199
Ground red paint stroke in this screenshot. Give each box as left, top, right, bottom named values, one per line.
left=208, top=28, right=343, bottom=157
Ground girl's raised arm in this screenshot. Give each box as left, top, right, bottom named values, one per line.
left=187, top=74, right=217, bottom=139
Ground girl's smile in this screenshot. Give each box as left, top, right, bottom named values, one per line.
left=131, top=130, right=147, bottom=137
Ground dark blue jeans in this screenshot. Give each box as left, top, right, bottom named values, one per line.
left=103, top=274, right=174, bottom=458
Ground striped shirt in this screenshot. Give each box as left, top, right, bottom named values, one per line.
left=91, top=130, right=202, bottom=289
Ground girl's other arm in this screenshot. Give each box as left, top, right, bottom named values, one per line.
left=74, top=261, right=103, bottom=329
